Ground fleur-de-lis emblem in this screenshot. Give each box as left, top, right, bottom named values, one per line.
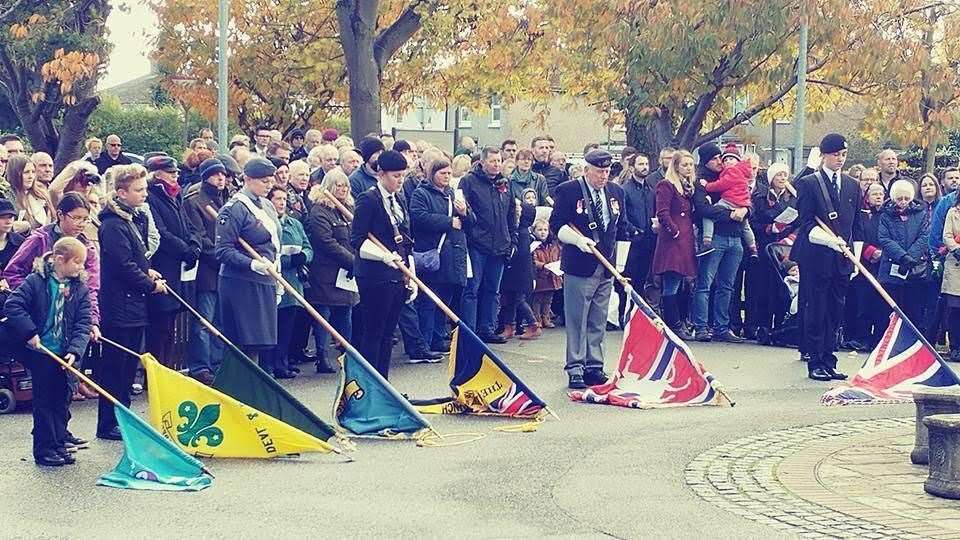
left=176, top=401, right=224, bottom=447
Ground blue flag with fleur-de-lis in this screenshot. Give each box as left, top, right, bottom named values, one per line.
left=97, top=404, right=212, bottom=491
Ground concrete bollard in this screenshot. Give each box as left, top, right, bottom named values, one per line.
left=912, top=388, right=960, bottom=465
left=924, top=413, right=960, bottom=499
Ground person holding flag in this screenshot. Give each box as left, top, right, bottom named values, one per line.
left=215, top=157, right=281, bottom=365
left=792, top=134, right=862, bottom=381
left=549, top=148, right=638, bottom=390
left=350, top=149, right=416, bottom=379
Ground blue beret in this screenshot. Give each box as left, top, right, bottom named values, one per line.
left=584, top=149, right=613, bottom=168
left=243, top=157, right=277, bottom=179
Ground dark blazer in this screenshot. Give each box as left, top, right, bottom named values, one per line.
left=549, top=178, right=637, bottom=278
left=349, top=187, right=412, bottom=282
left=459, top=164, right=517, bottom=257
left=98, top=199, right=155, bottom=328
left=147, top=181, right=201, bottom=312
left=4, top=260, right=91, bottom=358
left=183, top=181, right=228, bottom=292
left=409, top=182, right=474, bottom=286
left=501, top=204, right=536, bottom=293
left=305, top=203, right=358, bottom=306
left=791, top=168, right=862, bottom=278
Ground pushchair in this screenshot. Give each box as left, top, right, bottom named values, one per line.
left=761, top=241, right=800, bottom=347
left=0, top=319, right=32, bottom=413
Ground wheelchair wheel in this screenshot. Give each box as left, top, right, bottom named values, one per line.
left=0, top=388, right=15, bottom=414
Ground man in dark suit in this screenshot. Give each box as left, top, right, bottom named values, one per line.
left=792, top=133, right=861, bottom=381
left=350, top=150, right=416, bottom=378
left=549, top=149, right=638, bottom=389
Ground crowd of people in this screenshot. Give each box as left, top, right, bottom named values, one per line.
left=2, top=123, right=960, bottom=467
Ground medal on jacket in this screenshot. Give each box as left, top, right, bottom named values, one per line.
left=609, top=198, right=620, bottom=216
left=576, top=200, right=583, bottom=214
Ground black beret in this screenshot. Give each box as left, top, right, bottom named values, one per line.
left=198, top=158, right=226, bottom=180
left=0, top=198, right=15, bottom=217
left=357, top=136, right=385, bottom=163
left=393, top=139, right=412, bottom=153
left=584, top=148, right=613, bottom=168
left=146, top=155, right=178, bottom=173
left=819, top=133, right=848, bottom=154
left=243, top=157, right=277, bottom=179
left=697, top=143, right=722, bottom=164
left=376, top=150, right=408, bottom=172
left=217, top=154, right=242, bottom=176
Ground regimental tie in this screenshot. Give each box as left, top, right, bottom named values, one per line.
left=832, top=172, right=841, bottom=199
left=591, top=188, right=607, bottom=231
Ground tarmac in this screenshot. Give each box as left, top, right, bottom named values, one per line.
left=0, top=328, right=935, bottom=539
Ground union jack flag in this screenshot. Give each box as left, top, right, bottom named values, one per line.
left=569, top=292, right=724, bottom=408
left=821, top=313, right=960, bottom=405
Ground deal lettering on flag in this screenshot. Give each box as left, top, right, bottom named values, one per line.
left=410, top=322, right=546, bottom=417
left=211, top=344, right=338, bottom=444
left=97, top=404, right=212, bottom=491
left=334, top=349, right=432, bottom=438
left=570, top=294, right=723, bottom=408
left=821, top=313, right=960, bottom=405
left=140, top=354, right=336, bottom=458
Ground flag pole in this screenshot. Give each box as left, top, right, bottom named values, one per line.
left=36, top=344, right=216, bottom=477
left=99, top=335, right=141, bottom=360
left=567, top=225, right=736, bottom=407
left=319, top=189, right=560, bottom=421
left=203, top=205, right=439, bottom=438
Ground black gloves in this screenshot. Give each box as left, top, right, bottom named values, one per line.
left=899, top=254, right=916, bottom=269
left=290, top=252, right=308, bottom=267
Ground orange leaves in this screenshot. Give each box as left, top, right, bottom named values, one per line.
left=40, top=49, right=101, bottom=106
left=9, top=23, right=28, bottom=39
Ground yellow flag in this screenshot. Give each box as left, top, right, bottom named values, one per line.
left=140, top=354, right=334, bottom=458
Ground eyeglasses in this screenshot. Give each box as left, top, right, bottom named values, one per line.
left=108, top=143, right=122, bottom=147
left=63, top=213, right=91, bottom=224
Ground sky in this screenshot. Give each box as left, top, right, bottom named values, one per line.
left=100, top=1, right=158, bottom=89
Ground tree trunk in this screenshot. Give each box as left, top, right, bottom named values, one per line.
left=336, top=1, right=383, bottom=139
left=625, top=107, right=674, bottom=159
left=924, top=135, right=937, bottom=174
left=53, top=95, right=99, bottom=171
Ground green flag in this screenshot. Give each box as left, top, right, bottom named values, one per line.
left=212, top=344, right=337, bottom=443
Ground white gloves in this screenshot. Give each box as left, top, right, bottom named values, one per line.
left=623, top=282, right=634, bottom=297
left=406, top=280, right=419, bottom=303
left=557, top=224, right=596, bottom=254
left=250, top=259, right=273, bottom=275
left=280, top=244, right=302, bottom=256
left=358, top=238, right=402, bottom=268
left=808, top=226, right=847, bottom=253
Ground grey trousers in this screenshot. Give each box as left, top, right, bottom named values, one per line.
left=563, top=266, right=613, bottom=376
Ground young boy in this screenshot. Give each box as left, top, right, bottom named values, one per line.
left=699, top=148, right=758, bottom=256
left=4, top=237, right=92, bottom=466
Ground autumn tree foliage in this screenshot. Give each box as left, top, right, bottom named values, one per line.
left=0, top=0, right=110, bottom=169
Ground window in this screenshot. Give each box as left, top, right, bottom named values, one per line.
left=458, top=107, right=472, bottom=128
left=489, top=96, right=502, bottom=128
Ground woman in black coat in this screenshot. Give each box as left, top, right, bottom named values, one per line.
left=305, top=169, right=358, bottom=373
left=145, top=157, right=201, bottom=367
left=847, top=182, right=887, bottom=349
left=497, top=188, right=537, bottom=339
left=409, top=158, right=475, bottom=351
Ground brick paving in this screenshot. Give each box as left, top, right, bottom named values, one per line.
left=685, top=417, right=960, bottom=539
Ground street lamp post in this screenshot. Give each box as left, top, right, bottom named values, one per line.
left=217, top=0, right=229, bottom=151
left=792, top=13, right=808, bottom=174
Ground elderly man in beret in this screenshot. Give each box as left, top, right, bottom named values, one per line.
left=792, top=133, right=862, bottom=381
left=549, top=148, right=638, bottom=389
left=215, top=157, right=283, bottom=368
left=145, top=155, right=202, bottom=367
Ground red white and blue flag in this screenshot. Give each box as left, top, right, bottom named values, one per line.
left=569, top=294, right=724, bottom=408
left=821, top=313, right=960, bottom=405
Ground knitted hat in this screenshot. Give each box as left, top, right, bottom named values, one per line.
left=357, top=136, right=385, bottom=163
left=321, top=128, right=339, bottom=142
left=697, top=143, right=722, bottom=164
left=198, top=158, right=226, bottom=180
left=721, top=143, right=741, bottom=161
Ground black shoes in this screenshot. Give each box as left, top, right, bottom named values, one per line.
left=826, top=367, right=848, bottom=380
left=273, top=369, right=297, bottom=379
left=480, top=333, right=508, bottom=344
left=408, top=350, right=443, bottom=364
left=56, top=448, right=76, bottom=464
left=35, top=452, right=67, bottom=467
left=808, top=368, right=833, bottom=381
left=315, top=357, right=336, bottom=374
left=97, top=427, right=123, bottom=441
left=670, top=325, right=694, bottom=341
left=568, top=373, right=587, bottom=390
left=713, top=330, right=745, bottom=344
left=583, top=370, right=609, bottom=386
left=63, top=434, right=88, bottom=447
left=693, top=330, right=712, bottom=342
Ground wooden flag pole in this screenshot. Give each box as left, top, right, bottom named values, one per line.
left=36, top=344, right=216, bottom=477
left=566, top=225, right=736, bottom=407
left=203, top=205, right=441, bottom=438
left=320, top=189, right=560, bottom=422
left=99, top=335, right=141, bottom=360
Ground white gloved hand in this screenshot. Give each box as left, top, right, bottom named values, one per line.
left=250, top=259, right=272, bottom=275
left=382, top=251, right=402, bottom=268
left=576, top=236, right=596, bottom=254
left=808, top=225, right=846, bottom=253
left=623, top=282, right=634, bottom=297
left=406, top=281, right=419, bottom=304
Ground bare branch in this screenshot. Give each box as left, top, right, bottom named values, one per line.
left=373, top=0, right=427, bottom=71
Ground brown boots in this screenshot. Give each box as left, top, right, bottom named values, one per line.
left=518, top=323, right=542, bottom=340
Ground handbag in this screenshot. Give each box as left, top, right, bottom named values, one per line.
left=906, top=255, right=931, bottom=281
left=412, top=196, right=451, bottom=273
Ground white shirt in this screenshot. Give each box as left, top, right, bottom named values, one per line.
left=377, top=182, right=404, bottom=226
left=821, top=165, right=841, bottom=194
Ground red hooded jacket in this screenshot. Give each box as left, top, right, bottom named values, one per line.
left=704, top=160, right=753, bottom=207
